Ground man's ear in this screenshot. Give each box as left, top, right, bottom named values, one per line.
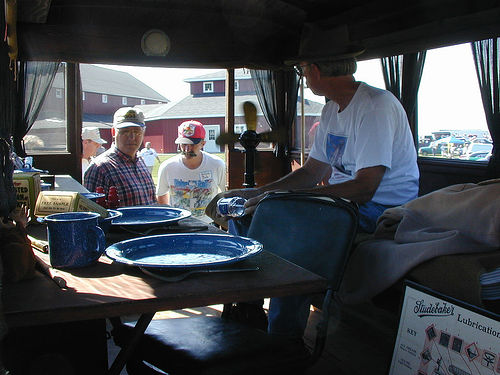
left=310, top=63, right=321, bottom=77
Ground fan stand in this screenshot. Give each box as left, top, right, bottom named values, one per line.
left=239, top=130, right=260, bottom=188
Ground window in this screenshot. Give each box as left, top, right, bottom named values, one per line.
left=55, top=88, right=63, bottom=99
left=417, top=44, right=490, bottom=162
left=122, top=97, right=127, bottom=105
left=234, top=81, right=239, bottom=92
left=203, top=82, right=214, bottom=93
left=102, top=94, right=108, bottom=103
left=292, top=45, right=492, bottom=164
left=82, top=91, right=85, bottom=101
left=234, top=124, right=247, bottom=134
left=208, top=129, right=216, bottom=141
left=141, top=99, right=146, bottom=105
left=24, top=63, right=68, bottom=153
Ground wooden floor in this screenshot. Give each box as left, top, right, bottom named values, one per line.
left=108, top=300, right=400, bottom=375
left=304, top=302, right=399, bottom=374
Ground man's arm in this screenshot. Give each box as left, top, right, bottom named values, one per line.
left=256, top=156, right=331, bottom=192
left=158, top=194, right=169, bottom=205
left=293, top=165, right=386, bottom=203
left=156, top=163, right=170, bottom=205
left=243, top=158, right=385, bottom=215
left=84, top=163, right=103, bottom=192
left=222, top=156, right=330, bottom=200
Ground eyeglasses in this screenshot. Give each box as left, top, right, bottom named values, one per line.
left=118, top=128, right=144, bottom=137
left=294, top=64, right=311, bottom=76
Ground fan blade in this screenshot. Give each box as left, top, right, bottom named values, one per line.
left=216, top=132, right=240, bottom=145
left=243, top=101, right=257, bottom=131
left=259, top=130, right=287, bottom=143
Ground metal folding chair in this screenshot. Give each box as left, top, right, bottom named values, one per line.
left=112, top=192, right=358, bottom=375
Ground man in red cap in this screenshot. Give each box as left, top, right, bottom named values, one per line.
left=156, top=120, right=225, bottom=223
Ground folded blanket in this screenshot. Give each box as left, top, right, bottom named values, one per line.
left=339, top=178, right=500, bottom=305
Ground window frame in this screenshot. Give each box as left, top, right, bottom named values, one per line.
left=203, top=81, right=214, bottom=93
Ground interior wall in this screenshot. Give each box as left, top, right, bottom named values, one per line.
left=418, top=159, right=490, bottom=196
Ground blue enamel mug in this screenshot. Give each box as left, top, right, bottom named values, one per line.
left=45, top=212, right=106, bottom=269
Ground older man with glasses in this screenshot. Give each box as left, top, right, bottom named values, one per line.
left=84, top=107, right=156, bottom=207
left=218, top=28, right=419, bottom=341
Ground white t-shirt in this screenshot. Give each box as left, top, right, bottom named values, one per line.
left=139, top=148, right=158, bottom=167
left=156, top=151, right=226, bottom=223
left=309, top=82, right=419, bottom=206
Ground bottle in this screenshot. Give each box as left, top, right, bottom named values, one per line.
left=107, top=186, right=120, bottom=209
left=95, top=186, right=107, bottom=208
left=216, top=197, right=247, bottom=217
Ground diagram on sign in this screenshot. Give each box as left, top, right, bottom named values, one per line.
left=416, top=324, right=499, bottom=375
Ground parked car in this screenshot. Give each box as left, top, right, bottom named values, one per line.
left=469, top=137, right=492, bottom=144
left=467, top=150, right=491, bottom=161
left=476, top=151, right=492, bottom=162
left=461, top=143, right=493, bottom=159
left=419, top=142, right=442, bottom=156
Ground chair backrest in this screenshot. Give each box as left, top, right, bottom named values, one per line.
left=247, top=192, right=358, bottom=291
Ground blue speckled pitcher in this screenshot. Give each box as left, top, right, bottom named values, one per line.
left=45, top=212, right=106, bottom=269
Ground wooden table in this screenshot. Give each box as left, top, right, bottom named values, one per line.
left=4, top=216, right=326, bottom=374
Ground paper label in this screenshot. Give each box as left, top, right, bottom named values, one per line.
left=35, top=191, right=108, bottom=217
left=13, top=172, right=41, bottom=218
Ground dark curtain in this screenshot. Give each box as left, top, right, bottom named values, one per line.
left=381, top=56, right=402, bottom=99
left=250, top=69, right=299, bottom=157
left=381, top=52, right=426, bottom=138
left=13, top=61, right=60, bottom=157
left=471, top=38, right=500, bottom=178
left=0, top=7, right=18, bottom=218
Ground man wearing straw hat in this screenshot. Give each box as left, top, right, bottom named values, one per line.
left=81, top=127, right=107, bottom=182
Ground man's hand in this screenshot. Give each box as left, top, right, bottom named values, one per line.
left=243, top=191, right=269, bottom=216
left=9, top=205, right=30, bottom=228
left=213, top=188, right=263, bottom=219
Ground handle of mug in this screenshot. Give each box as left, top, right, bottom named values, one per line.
left=88, top=225, right=106, bottom=262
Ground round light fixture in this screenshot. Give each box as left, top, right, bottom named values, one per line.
left=141, top=29, right=170, bottom=56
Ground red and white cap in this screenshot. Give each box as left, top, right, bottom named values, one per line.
left=175, top=120, right=206, bottom=145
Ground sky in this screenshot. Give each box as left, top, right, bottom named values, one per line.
left=97, top=42, right=489, bottom=138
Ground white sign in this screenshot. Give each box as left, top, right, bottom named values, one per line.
left=389, top=282, right=500, bottom=375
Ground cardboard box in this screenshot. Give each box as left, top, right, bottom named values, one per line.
left=35, top=191, right=109, bottom=218
left=13, top=172, right=41, bottom=219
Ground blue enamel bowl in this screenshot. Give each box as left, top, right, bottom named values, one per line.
left=98, top=209, right=123, bottom=234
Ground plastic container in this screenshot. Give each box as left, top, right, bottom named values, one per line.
left=107, top=186, right=120, bottom=209
left=216, top=197, right=247, bottom=217
left=95, top=186, right=107, bottom=208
